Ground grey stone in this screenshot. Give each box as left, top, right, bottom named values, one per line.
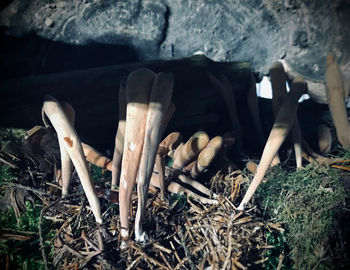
left=0, top=0, right=349, bottom=98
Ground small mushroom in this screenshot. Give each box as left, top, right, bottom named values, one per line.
left=172, top=131, right=210, bottom=170
left=118, top=68, right=155, bottom=243
left=246, top=160, right=257, bottom=175
left=247, top=73, right=265, bottom=146
left=164, top=167, right=217, bottom=204
left=237, top=77, right=307, bottom=210
left=42, top=95, right=103, bottom=225
left=78, top=140, right=218, bottom=204
left=111, top=78, right=127, bottom=190
left=155, top=131, right=182, bottom=199
left=206, top=71, right=242, bottom=144
left=270, top=62, right=303, bottom=169
left=317, top=124, right=332, bottom=154
left=81, top=143, right=112, bottom=171
left=134, top=72, right=174, bottom=243
left=325, top=53, right=350, bottom=148
left=190, top=136, right=223, bottom=179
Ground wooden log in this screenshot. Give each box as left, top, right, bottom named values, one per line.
left=0, top=55, right=251, bottom=149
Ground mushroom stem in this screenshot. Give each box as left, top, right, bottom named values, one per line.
left=270, top=62, right=303, bottom=169
left=166, top=182, right=217, bottom=204
left=134, top=72, right=174, bottom=243
left=82, top=143, right=112, bottom=171
left=247, top=73, right=265, bottom=146
left=237, top=77, right=307, bottom=210
left=55, top=101, right=76, bottom=196
left=118, top=68, right=155, bottom=242
left=325, top=53, right=350, bottom=148
left=317, top=124, right=332, bottom=154
left=42, top=95, right=102, bottom=224
left=164, top=167, right=217, bottom=202
left=190, top=136, right=223, bottom=179
left=76, top=140, right=217, bottom=204
left=206, top=71, right=242, bottom=144
left=172, top=131, right=210, bottom=170
left=111, top=78, right=127, bottom=190
left=156, top=131, right=182, bottom=200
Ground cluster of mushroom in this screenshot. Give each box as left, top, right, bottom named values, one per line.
left=239, top=54, right=350, bottom=209
left=40, top=53, right=349, bottom=249
left=151, top=130, right=237, bottom=204
left=40, top=68, right=230, bottom=249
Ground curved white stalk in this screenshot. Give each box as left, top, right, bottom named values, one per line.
left=111, top=78, right=127, bottom=190
left=270, top=62, right=302, bottom=169
left=42, top=95, right=102, bottom=224
left=237, top=77, right=307, bottom=210
left=134, top=72, right=174, bottom=242
left=118, top=68, right=155, bottom=243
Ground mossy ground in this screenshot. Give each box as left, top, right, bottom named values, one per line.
left=250, top=152, right=350, bottom=269
left=0, top=127, right=349, bottom=269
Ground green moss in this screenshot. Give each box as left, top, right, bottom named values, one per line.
left=90, top=163, right=111, bottom=183
left=0, top=201, right=55, bottom=269
left=0, top=128, right=26, bottom=146
left=0, top=164, right=15, bottom=185
left=169, top=193, right=189, bottom=213
left=254, top=163, right=347, bottom=269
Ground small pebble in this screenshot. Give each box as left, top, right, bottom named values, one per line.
left=45, top=18, right=54, bottom=27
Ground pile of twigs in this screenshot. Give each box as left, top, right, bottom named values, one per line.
left=32, top=168, right=283, bottom=269
left=0, top=144, right=285, bottom=269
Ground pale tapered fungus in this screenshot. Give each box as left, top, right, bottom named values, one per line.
left=317, top=124, right=332, bottom=154
left=325, top=53, right=350, bottom=148
left=155, top=131, right=182, bottom=199
left=42, top=95, right=103, bottom=225
left=270, top=62, right=303, bottom=169
left=118, top=68, right=155, bottom=244
left=206, top=71, right=242, bottom=143
left=77, top=138, right=218, bottom=205
left=237, top=77, right=307, bottom=210
left=172, top=131, right=210, bottom=170
left=190, top=136, right=223, bottom=179
left=115, top=68, right=176, bottom=246
left=81, top=143, right=112, bottom=171
left=111, top=78, right=127, bottom=190
left=134, top=72, right=174, bottom=242
left=247, top=73, right=265, bottom=146
left=161, top=167, right=217, bottom=204
left=111, top=79, right=176, bottom=193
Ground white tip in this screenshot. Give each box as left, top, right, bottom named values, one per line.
left=121, top=228, right=129, bottom=238
left=237, top=202, right=246, bottom=211
left=135, top=230, right=148, bottom=243
left=96, top=217, right=103, bottom=224
left=120, top=241, right=127, bottom=250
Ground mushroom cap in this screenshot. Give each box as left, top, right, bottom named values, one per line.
left=269, top=61, right=284, bottom=71
left=61, top=101, right=75, bottom=126
left=159, top=132, right=183, bottom=150
left=290, top=77, right=308, bottom=96
left=326, top=53, right=335, bottom=66
left=197, top=147, right=216, bottom=167
left=186, top=131, right=210, bottom=154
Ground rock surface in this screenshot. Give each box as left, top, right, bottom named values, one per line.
left=0, top=0, right=349, bottom=101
